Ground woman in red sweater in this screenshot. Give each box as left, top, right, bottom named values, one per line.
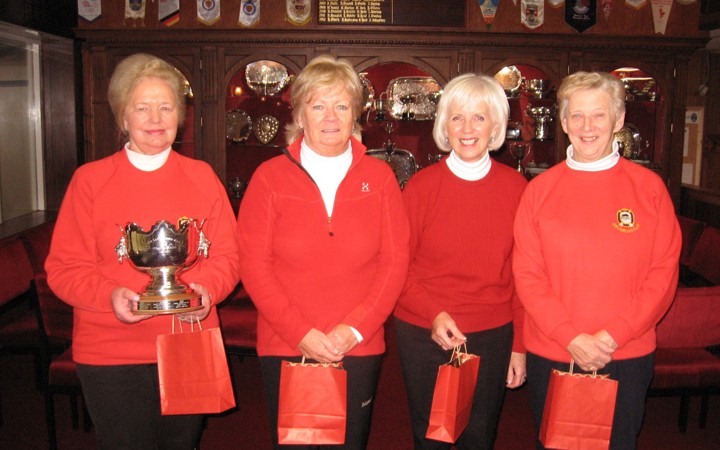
left=45, top=54, right=240, bottom=449
left=394, top=73, right=527, bottom=450
left=513, top=71, right=681, bottom=449
left=237, top=55, right=409, bottom=449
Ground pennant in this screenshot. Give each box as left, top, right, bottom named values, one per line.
left=159, top=0, right=180, bottom=27
left=286, top=0, right=311, bottom=26
left=239, top=0, right=260, bottom=27
left=601, top=0, right=613, bottom=20
left=650, top=0, right=673, bottom=34
left=197, top=0, right=221, bottom=26
left=521, top=0, right=545, bottom=30
left=625, top=0, right=647, bottom=8
left=125, top=0, right=146, bottom=26
left=479, top=0, right=500, bottom=29
left=566, top=0, right=596, bottom=32
left=78, top=0, right=102, bottom=22
left=548, top=0, right=565, bottom=7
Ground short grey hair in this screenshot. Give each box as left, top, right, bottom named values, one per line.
left=433, top=73, right=509, bottom=152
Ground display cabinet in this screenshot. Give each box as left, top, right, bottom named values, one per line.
left=74, top=28, right=706, bottom=206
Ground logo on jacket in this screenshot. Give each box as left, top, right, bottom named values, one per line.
left=613, top=208, right=639, bottom=233
left=361, top=182, right=370, bottom=192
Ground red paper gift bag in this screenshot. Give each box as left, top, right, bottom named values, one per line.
left=156, top=317, right=236, bottom=415
left=425, top=345, right=481, bottom=443
left=277, top=358, right=347, bottom=445
left=540, top=361, right=619, bottom=450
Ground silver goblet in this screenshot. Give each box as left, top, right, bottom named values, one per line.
left=509, top=143, right=530, bottom=174
left=115, top=217, right=211, bottom=314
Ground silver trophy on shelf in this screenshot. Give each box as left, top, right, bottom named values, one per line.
left=524, top=79, right=553, bottom=99
left=115, top=217, right=210, bottom=314
left=526, top=106, right=556, bottom=140
left=509, top=142, right=530, bottom=174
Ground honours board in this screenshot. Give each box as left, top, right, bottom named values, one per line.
left=317, top=0, right=465, bottom=27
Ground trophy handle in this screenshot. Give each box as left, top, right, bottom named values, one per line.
left=194, top=219, right=211, bottom=259
left=115, top=229, right=128, bottom=263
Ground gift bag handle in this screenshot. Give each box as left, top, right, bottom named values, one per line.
left=448, top=342, right=470, bottom=367
left=569, top=359, right=598, bottom=378
left=172, top=315, right=203, bottom=334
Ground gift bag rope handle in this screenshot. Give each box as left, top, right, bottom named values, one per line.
left=172, top=315, right=203, bottom=334
left=449, top=342, right=469, bottom=362
left=569, top=359, right=598, bottom=378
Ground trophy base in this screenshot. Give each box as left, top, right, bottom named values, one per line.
left=135, top=292, right=203, bottom=315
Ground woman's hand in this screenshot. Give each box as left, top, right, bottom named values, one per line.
left=567, top=333, right=615, bottom=372
left=298, top=328, right=343, bottom=364
left=506, top=352, right=527, bottom=389
left=327, top=324, right=359, bottom=355
left=110, top=287, right=151, bottom=324
left=177, top=282, right=212, bottom=322
left=431, top=311, right=467, bottom=350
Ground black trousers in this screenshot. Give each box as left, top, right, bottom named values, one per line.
left=394, top=319, right=513, bottom=450
left=76, top=363, right=204, bottom=450
left=526, top=352, right=654, bottom=450
left=259, top=354, right=383, bottom=450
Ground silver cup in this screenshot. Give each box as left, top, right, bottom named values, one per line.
left=524, top=79, right=552, bottom=99
left=526, top=106, right=556, bottom=140
left=115, top=217, right=210, bottom=314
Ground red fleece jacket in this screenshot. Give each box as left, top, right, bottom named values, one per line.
left=237, top=137, right=410, bottom=357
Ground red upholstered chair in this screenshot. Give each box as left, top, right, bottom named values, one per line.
left=0, top=236, right=43, bottom=428
left=36, top=279, right=91, bottom=450
left=20, top=221, right=88, bottom=449
left=685, top=226, right=720, bottom=286
left=217, top=285, right=258, bottom=358
left=649, top=285, right=720, bottom=432
left=676, top=215, right=706, bottom=284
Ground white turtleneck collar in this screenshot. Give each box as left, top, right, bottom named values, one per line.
left=300, top=139, right=352, bottom=216
left=566, top=141, right=621, bottom=172
left=125, top=144, right=172, bottom=171
left=445, top=149, right=492, bottom=181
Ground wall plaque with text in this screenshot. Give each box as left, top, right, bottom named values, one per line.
left=317, top=0, right=465, bottom=27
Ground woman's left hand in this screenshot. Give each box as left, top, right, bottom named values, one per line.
left=177, top=282, right=212, bottom=322
left=506, top=352, right=527, bottom=389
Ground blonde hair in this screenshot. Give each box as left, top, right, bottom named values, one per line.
left=556, top=71, right=625, bottom=123
left=107, top=53, right=186, bottom=134
left=285, top=55, right=363, bottom=144
left=433, top=73, right=509, bottom=152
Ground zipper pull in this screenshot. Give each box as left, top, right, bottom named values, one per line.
left=327, top=216, right=334, bottom=237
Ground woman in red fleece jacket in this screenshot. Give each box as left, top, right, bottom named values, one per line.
left=45, top=54, right=240, bottom=449
left=394, top=73, right=527, bottom=450
left=236, top=55, right=410, bottom=449
left=513, top=71, right=681, bottom=450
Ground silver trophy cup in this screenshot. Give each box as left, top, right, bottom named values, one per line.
left=115, top=217, right=210, bottom=314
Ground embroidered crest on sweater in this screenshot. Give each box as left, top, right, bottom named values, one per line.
left=613, top=208, right=640, bottom=232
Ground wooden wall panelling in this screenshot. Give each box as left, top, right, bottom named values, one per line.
left=40, top=33, right=78, bottom=211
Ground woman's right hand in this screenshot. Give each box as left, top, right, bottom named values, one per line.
left=431, top=311, right=467, bottom=351
left=111, top=287, right=151, bottom=324
left=298, top=328, right=343, bottom=364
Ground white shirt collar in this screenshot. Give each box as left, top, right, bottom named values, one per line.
left=445, top=149, right=492, bottom=181
left=565, top=142, right=620, bottom=172
left=125, top=144, right=172, bottom=171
